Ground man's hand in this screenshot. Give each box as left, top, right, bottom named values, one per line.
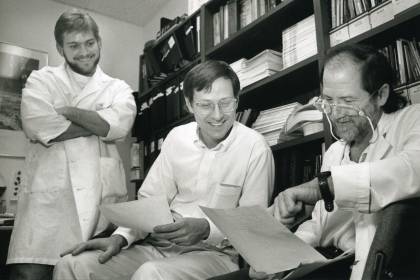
left=56, top=106, right=71, bottom=118
left=60, top=235, right=127, bottom=264
left=151, top=217, right=210, bottom=246
left=272, top=179, right=321, bottom=227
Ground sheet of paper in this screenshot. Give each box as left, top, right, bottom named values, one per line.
left=200, top=206, right=326, bottom=274
left=100, top=196, right=173, bottom=232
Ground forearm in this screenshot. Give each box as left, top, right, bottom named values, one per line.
left=50, top=123, right=93, bottom=142
left=62, top=107, right=110, bottom=137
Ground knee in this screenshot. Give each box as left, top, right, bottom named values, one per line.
left=131, top=261, right=165, bottom=280
left=53, top=252, right=99, bottom=280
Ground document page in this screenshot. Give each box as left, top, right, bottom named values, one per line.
left=100, top=196, right=173, bottom=232
left=201, top=205, right=348, bottom=276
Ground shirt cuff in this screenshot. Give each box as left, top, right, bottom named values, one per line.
left=331, top=162, right=371, bottom=212
left=112, top=226, right=148, bottom=249
left=203, top=217, right=225, bottom=246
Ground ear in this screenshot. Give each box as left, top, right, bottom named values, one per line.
left=184, top=97, right=194, bottom=113
left=376, top=83, right=390, bottom=107
left=56, top=43, right=64, bottom=57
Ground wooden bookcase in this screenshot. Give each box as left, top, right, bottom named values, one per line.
left=134, top=0, right=420, bottom=195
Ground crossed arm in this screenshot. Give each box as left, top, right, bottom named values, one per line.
left=50, top=106, right=110, bottom=142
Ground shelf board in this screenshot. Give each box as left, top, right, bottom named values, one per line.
left=138, top=58, right=200, bottom=100
left=331, top=4, right=420, bottom=48
left=238, top=55, right=320, bottom=110
left=271, top=131, right=324, bottom=152
left=205, top=0, right=314, bottom=62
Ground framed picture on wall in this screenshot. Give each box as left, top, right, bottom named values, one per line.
left=0, top=42, right=47, bottom=157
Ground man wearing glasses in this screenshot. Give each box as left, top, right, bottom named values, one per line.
left=212, top=44, right=420, bottom=280
left=53, top=60, right=275, bottom=280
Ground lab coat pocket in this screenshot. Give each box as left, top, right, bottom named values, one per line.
left=208, top=183, right=242, bottom=209
left=99, top=157, right=128, bottom=203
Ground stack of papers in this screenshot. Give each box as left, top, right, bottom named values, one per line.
left=99, top=196, right=173, bottom=232
left=231, top=49, right=283, bottom=89
left=252, top=103, right=300, bottom=146
left=282, top=15, right=317, bottom=68
left=201, top=206, right=354, bottom=279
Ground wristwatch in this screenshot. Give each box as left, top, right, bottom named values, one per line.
left=317, top=171, right=334, bottom=212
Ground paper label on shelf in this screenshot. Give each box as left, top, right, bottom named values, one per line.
left=370, top=2, right=394, bottom=28
left=168, top=36, right=175, bottom=48
left=392, top=0, right=420, bottom=15
left=348, top=14, right=371, bottom=38
left=329, top=25, right=350, bottom=47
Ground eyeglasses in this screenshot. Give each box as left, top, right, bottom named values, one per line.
left=314, top=90, right=379, bottom=117
left=194, top=98, right=238, bottom=114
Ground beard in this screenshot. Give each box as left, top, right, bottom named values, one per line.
left=65, top=52, right=100, bottom=76
left=332, top=115, right=371, bottom=143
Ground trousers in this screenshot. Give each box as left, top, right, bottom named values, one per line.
left=53, top=243, right=238, bottom=280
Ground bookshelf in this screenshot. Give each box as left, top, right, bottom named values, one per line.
left=134, top=0, right=420, bottom=194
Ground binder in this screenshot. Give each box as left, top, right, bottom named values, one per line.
left=135, top=100, right=151, bottom=139
left=165, top=85, right=181, bottom=123
left=150, top=92, right=166, bottom=131
left=156, top=35, right=185, bottom=74
left=177, top=18, right=199, bottom=61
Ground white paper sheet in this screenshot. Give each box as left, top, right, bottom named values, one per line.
left=201, top=205, right=353, bottom=277
left=100, top=196, right=173, bottom=232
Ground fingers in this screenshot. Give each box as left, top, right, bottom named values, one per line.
left=60, top=244, right=80, bottom=257
left=153, top=220, right=184, bottom=233
left=249, top=267, right=269, bottom=280
left=98, top=246, right=118, bottom=264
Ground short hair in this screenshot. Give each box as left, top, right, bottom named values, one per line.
left=320, top=44, right=407, bottom=113
left=54, top=9, right=100, bottom=46
left=183, top=60, right=240, bottom=102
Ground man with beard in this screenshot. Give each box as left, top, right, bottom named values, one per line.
left=53, top=60, right=274, bottom=280
left=210, top=44, right=420, bottom=280
left=6, top=9, right=136, bottom=280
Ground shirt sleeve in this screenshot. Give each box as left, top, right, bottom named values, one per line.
left=97, top=80, right=136, bottom=142
left=205, top=139, right=275, bottom=245
left=21, top=70, right=71, bottom=145
left=332, top=107, right=420, bottom=213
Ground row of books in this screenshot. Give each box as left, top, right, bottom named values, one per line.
left=133, top=80, right=189, bottom=139
left=140, top=16, right=200, bottom=93
left=398, top=81, right=420, bottom=104
left=330, top=0, right=420, bottom=46
left=380, top=38, right=420, bottom=86
left=230, top=49, right=283, bottom=88
left=282, top=15, right=317, bottom=69
left=213, top=0, right=279, bottom=46
left=236, top=108, right=260, bottom=127
left=331, top=0, right=388, bottom=29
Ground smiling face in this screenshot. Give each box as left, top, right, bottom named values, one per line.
left=57, top=30, right=101, bottom=76
left=322, top=59, right=381, bottom=144
left=186, top=77, right=237, bottom=148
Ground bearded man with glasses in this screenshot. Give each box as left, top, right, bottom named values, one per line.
left=211, top=44, right=420, bottom=280
left=53, top=60, right=275, bottom=280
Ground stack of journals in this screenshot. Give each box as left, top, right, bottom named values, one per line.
left=282, top=15, right=317, bottom=68
left=252, top=103, right=300, bottom=146
left=283, top=99, right=324, bottom=138
left=231, top=49, right=283, bottom=89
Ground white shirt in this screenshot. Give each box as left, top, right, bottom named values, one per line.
left=114, top=121, right=275, bottom=251
left=295, top=104, right=420, bottom=279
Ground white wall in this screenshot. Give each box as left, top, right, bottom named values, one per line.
left=0, top=0, right=146, bottom=202
left=0, top=0, right=144, bottom=89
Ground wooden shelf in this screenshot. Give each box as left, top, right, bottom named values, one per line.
left=205, top=0, right=314, bottom=63
left=271, top=131, right=324, bottom=152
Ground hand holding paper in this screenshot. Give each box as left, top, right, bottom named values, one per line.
left=99, top=196, right=173, bottom=232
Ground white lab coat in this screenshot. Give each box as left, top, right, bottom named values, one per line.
left=7, top=64, right=136, bottom=265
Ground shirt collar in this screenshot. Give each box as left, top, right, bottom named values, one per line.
left=193, top=122, right=238, bottom=151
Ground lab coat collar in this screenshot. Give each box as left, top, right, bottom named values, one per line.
left=364, top=111, right=394, bottom=161
left=72, top=65, right=112, bottom=105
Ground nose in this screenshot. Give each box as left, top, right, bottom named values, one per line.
left=211, top=104, right=223, bottom=121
